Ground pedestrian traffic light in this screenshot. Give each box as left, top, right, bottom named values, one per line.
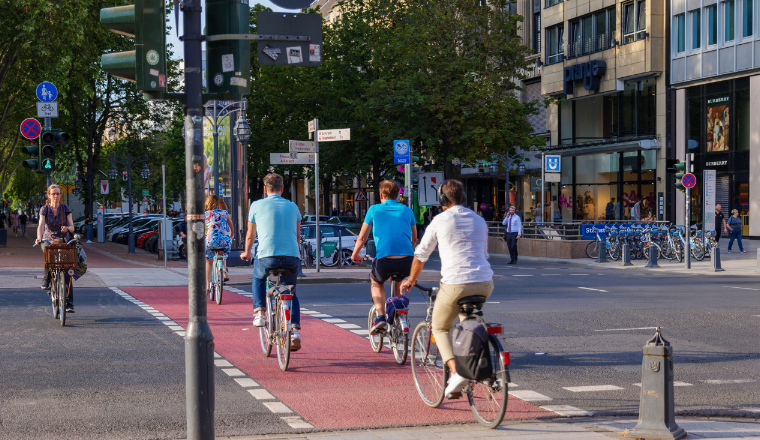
left=674, top=161, right=686, bottom=192
left=100, top=0, right=167, bottom=100
left=40, top=130, right=56, bottom=172
left=21, top=143, right=39, bottom=173
left=123, top=171, right=128, bottom=181
left=206, top=0, right=251, bottom=100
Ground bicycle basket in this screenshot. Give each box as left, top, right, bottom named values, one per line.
left=44, top=244, right=79, bottom=270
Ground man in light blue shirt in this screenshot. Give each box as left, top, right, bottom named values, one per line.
left=351, top=180, right=417, bottom=334
left=241, top=173, right=303, bottom=350
left=502, top=205, right=522, bottom=264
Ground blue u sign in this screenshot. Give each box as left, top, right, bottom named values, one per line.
left=545, top=155, right=561, bottom=173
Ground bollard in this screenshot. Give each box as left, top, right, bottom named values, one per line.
left=624, top=327, right=686, bottom=440
left=645, top=243, right=660, bottom=268
left=711, top=246, right=725, bottom=272
left=597, top=239, right=608, bottom=263
left=621, top=243, right=633, bottom=266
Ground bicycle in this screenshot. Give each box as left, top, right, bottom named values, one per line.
left=366, top=270, right=410, bottom=365
left=410, top=285, right=510, bottom=428
left=208, top=247, right=226, bottom=305
left=258, top=268, right=295, bottom=371
left=35, top=235, right=81, bottom=326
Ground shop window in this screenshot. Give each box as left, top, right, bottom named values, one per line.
left=725, top=0, right=735, bottom=41
left=707, top=5, right=718, bottom=45
left=546, top=25, right=564, bottom=64
left=743, top=0, right=753, bottom=37
left=623, top=0, right=646, bottom=43
left=691, top=10, right=701, bottom=49
left=675, top=14, right=686, bottom=52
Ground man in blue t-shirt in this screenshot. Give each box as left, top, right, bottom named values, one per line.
left=241, top=173, right=303, bottom=351
left=351, top=180, right=417, bottom=334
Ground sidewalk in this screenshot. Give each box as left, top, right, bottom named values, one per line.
left=213, top=417, right=760, bottom=440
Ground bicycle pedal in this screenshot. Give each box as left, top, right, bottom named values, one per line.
left=445, top=392, right=463, bottom=400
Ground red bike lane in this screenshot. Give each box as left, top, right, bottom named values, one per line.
left=122, top=286, right=553, bottom=430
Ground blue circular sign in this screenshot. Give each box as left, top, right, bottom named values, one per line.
left=395, top=140, right=409, bottom=155
left=36, top=81, right=57, bottom=102
left=20, top=118, right=41, bottom=140
left=682, top=173, right=697, bottom=189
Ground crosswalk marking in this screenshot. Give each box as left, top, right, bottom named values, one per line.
left=540, top=405, right=592, bottom=417
left=508, top=390, right=552, bottom=401
left=280, top=416, right=314, bottom=429
left=702, top=379, right=757, bottom=384
left=563, top=385, right=624, bottom=392
left=248, top=389, right=275, bottom=400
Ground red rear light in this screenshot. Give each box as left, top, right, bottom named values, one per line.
left=396, top=310, right=408, bottom=315
left=502, top=352, right=510, bottom=365
left=285, top=309, right=291, bottom=320
left=280, top=295, right=293, bottom=300
left=487, top=325, right=502, bottom=335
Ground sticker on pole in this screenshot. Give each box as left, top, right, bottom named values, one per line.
left=20, top=118, right=41, bottom=140
left=681, top=173, right=697, bottom=189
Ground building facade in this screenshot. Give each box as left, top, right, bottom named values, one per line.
left=670, top=0, right=758, bottom=236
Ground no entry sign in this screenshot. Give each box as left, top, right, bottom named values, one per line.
left=20, top=118, right=41, bottom=140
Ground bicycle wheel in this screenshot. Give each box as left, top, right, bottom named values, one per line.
left=58, top=273, right=67, bottom=327
left=692, top=242, right=706, bottom=261
left=391, top=315, right=408, bottom=365
left=368, top=305, right=384, bottom=353
left=275, top=299, right=291, bottom=371
left=215, top=260, right=224, bottom=305
left=259, top=296, right=273, bottom=356
left=585, top=241, right=599, bottom=259
left=410, top=322, right=446, bottom=407
left=467, top=336, right=509, bottom=428
left=51, top=271, right=59, bottom=319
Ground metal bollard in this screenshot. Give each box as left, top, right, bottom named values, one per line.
left=621, top=243, right=633, bottom=266
left=645, top=243, right=660, bottom=268
left=624, top=327, right=686, bottom=440
left=711, top=246, right=725, bottom=272
left=597, top=239, right=608, bottom=263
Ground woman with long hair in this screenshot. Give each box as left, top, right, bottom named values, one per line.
left=36, top=184, right=76, bottom=312
left=204, top=195, right=233, bottom=295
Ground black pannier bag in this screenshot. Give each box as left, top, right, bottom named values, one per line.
left=451, top=319, right=492, bottom=381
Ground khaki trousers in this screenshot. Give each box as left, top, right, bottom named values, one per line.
left=432, top=280, right=493, bottom=363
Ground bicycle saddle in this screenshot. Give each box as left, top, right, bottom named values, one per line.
left=390, top=273, right=406, bottom=282
left=457, top=295, right=487, bottom=306
left=209, top=246, right=227, bottom=251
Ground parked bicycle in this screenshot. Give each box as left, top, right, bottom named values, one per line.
left=35, top=235, right=81, bottom=326
left=258, top=268, right=295, bottom=371
left=410, top=284, right=510, bottom=428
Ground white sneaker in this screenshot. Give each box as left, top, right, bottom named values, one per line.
left=291, top=329, right=301, bottom=351
left=253, top=315, right=266, bottom=327
left=445, top=373, right=469, bottom=398
left=86, top=240, right=92, bottom=243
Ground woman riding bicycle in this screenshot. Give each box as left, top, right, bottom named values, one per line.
left=401, top=179, right=493, bottom=398
left=205, top=195, right=233, bottom=295
left=36, top=184, right=76, bottom=312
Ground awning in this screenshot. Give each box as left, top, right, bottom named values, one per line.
left=544, top=137, right=661, bottom=157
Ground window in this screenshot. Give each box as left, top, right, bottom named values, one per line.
left=707, top=5, right=717, bottom=45
left=546, top=0, right=562, bottom=7
left=725, top=0, right=735, bottom=41
left=568, top=8, right=615, bottom=57
left=533, top=13, right=542, bottom=53
left=623, top=0, right=647, bottom=43
left=546, top=25, right=564, bottom=64
left=743, top=0, right=753, bottom=37
left=676, top=14, right=685, bottom=52
left=691, top=10, right=701, bottom=49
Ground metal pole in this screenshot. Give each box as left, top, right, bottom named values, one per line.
left=541, top=153, right=545, bottom=225
left=314, top=118, right=321, bottom=272
left=212, top=101, right=219, bottom=197
left=183, top=1, right=215, bottom=438
left=44, top=117, right=52, bottom=187
left=685, top=152, right=691, bottom=269
left=127, top=155, right=135, bottom=255
left=163, top=164, right=167, bottom=267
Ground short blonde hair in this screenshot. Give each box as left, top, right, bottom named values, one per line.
left=47, top=184, right=62, bottom=196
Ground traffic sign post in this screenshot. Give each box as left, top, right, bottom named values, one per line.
left=288, top=140, right=316, bottom=153
left=100, top=180, right=110, bottom=195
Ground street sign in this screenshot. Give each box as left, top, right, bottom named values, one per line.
left=682, top=173, right=697, bottom=189
left=36, top=102, right=59, bottom=118
left=544, top=154, right=561, bottom=173
left=418, top=172, right=444, bottom=206
left=289, top=140, right=316, bottom=153
left=270, top=152, right=315, bottom=164
left=142, top=189, right=150, bottom=196
left=142, top=196, right=149, bottom=202
left=36, top=81, right=58, bottom=102
left=100, top=180, right=109, bottom=195
left=308, top=120, right=315, bottom=133
left=393, top=139, right=410, bottom=165
left=354, top=189, right=368, bottom=202
left=530, top=177, right=543, bottom=192
left=317, top=128, right=350, bottom=142
left=20, top=118, right=41, bottom=140
left=545, top=172, right=561, bottom=183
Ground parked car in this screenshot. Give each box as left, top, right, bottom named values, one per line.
left=300, top=223, right=365, bottom=266
left=302, top=215, right=330, bottom=223
left=137, top=230, right=157, bottom=249
left=107, top=215, right=162, bottom=241
left=327, top=216, right=363, bottom=233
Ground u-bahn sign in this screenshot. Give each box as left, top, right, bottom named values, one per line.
left=564, top=60, right=606, bottom=95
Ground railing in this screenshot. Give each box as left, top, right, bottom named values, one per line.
left=487, top=220, right=673, bottom=241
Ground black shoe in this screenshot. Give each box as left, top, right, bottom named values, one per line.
left=65, top=305, right=75, bottom=313
left=507, top=261, right=515, bottom=265
left=370, top=315, right=387, bottom=335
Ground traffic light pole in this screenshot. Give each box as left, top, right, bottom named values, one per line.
left=44, top=118, right=52, bottom=187
left=182, top=1, right=215, bottom=438
left=685, top=152, right=691, bottom=269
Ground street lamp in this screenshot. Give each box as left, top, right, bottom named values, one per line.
left=109, top=154, right=150, bottom=255
left=233, top=115, right=251, bottom=145
left=366, top=174, right=374, bottom=187
left=141, top=163, right=151, bottom=180
left=108, top=164, right=118, bottom=181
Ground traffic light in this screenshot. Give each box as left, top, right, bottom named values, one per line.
left=21, top=143, right=39, bottom=173
left=40, top=130, right=56, bottom=172
left=100, top=0, right=167, bottom=100
left=673, top=161, right=686, bottom=192
left=123, top=171, right=128, bottom=181
left=206, top=0, right=251, bottom=100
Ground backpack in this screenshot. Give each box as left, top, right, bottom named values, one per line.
left=451, top=319, right=492, bottom=381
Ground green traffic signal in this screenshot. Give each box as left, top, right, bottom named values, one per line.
left=206, top=0, right=251, bottom=100
left=100, top=0, right=167, bottom=100
left=674, top=161, right=686, bottom=192
left=40, top=130, right=55, bottom=173
left=21, top=145, right=39, bottom=172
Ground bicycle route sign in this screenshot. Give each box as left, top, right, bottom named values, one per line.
left=20, top=118, right=41, bottom=140
left=681, top=173, right=697, bottom=189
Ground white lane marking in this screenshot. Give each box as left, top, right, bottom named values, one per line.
left=310, top=314, right=332, bottom=318
left=541, top=405, right=592, bottom=417
left=248, top=389, right=275, bottom=400
left=221, top=368, right=246, bottom=377
left=563, top=385, right=624, bottom=392
left=740, top=408, right=760, bottom=413
left=509, top=390, right=552, bottom=401
left=162, top=321, right=178, bottom=326
left=156, top=316, right=171, bottom=321
left=702, top=379, right=757, bottom=384
left=214, top=352, right=221, bottom=358
left=176, top=331, right=186, bottom=337
left=214, top=359, right=233, bottom=368
left=634, top=382, right=692, bottom=387
left=234, top=378, right=260, bottom=387
left=569, top=274, right=589, bottom=276
left=512, top=275, right=534, bottom=277
left=336, top=323, right=362, bottom=329
left=595, top=327, right=658, bottom=332
left=263, top=402, right=293, bottom=413
left=722, top=285, right=760, bottom=291
left=281, top=416, right=314, bottom=429
left=578, top=287, right=608, bottom=292
left=322, top=318, right=347, bottom=323
left=301, top=311, right=319, bottom=314
left=351, top=329, right=370, bottom=335
left=169, top=325, right=184, bottom=331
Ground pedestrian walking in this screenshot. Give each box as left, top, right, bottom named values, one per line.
left=19, top=211, right=28, bottom=236
left=726, top=209, right=745, bottom=253
left=502, top=205, right=522, bottom=264
left=631, top=199, right=642, bottom=221
left=482, top=204, right=495, bottom=222
left=714, top=204, right=727, bottom=243
left=85, top=214, right=93, bottom=243
left=605, top=198, right=615, bottom=221
left=11, top=212, right=19, bottom=236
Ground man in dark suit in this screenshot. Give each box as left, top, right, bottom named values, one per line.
left=501, top=206, right=522, bottom=264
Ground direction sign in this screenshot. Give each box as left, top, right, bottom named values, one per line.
left=20, top=118, right=41, bottom=140
left=270, top=152, right=316, bottom=165
left=418, top=172, right=444, bottom=206
left=393, top=139, right=410, bottom=165
left=354, top=189, right=368, bottom=202
left=36, top=81, right=57, bottom=102
left=317, top=128, right=350, bottom=142
left=289, top=140, right=316, bottom=153
left=544, top=154, right=561, bottom=173
left=308, top=120, right=315, bottom=133
left=682, top=173, right=697, bottom=189
left=36, top=102, right=59, bottom=118
left=100, top=180, right=110, bottom=195
left=142, top=189, right=149, bottom=196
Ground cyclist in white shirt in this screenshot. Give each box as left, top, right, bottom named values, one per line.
left=401, top=179, right=493, bottom=398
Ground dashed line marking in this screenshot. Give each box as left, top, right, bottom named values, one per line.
left=222, top=368, right=246, bottom=377
left=508, top=390, right=552, bottom=401
left=310, top=314, right=332, bottom=318
left=512, top=275, right=534, bottom=277
left=281, top=416, right=314, bottom=429
left=740, top=408, right=760, bottom=413
left=263, top=402, right=293, bottom=413
left=336, top=323, right=361, bottom=329
left=569, top=274, right=589, bottom=276
left=248, top=388, right=276, bottom=400
left=595, top=327, right=658, bottom=332
left=578, top=287, right=608, bottom=292
left=722, top=286, right=760, bottom=291
left=234, top=378, right=260, bottom=387
left=540, top=405, right=592, bottom=417
left=702, top=379, right=757, bottom=384
left=322, top=318, right=346, bottom=323
left=214, top=359, right=233, bottom=368
left=563, top=385, right=624, bottom=392
left=634, top=382, right=692, bottom=387
left=351, top=329, right=370, bottom=335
